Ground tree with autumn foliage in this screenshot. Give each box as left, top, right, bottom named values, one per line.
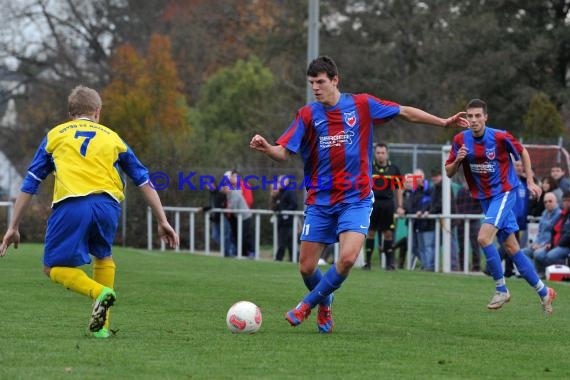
left=102, top=34, right=191, bottom=164
left=161, top=0, right=282, bottom=102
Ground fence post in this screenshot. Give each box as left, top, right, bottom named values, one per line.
left=463, top=219, right=470, bottom=274
left=237, top=213, right=243, bottom=258
left=407, top=220, right=413, bottom=270
left=174, top=212, right=180, bottom=252
left=292, top=215, right=299, bottom=263
left=204, top=212, right=210, bottom=255
left=189, top=212, right=195, bottom=252
left=219, top=212, right=225, bottom=257
left=272, top=214, right=278, bottom=260
left=255, top=213, right=260, bottom=260
left=434, top=217, right=441, bottom=272
left=441, top=146, right=452, bottom=273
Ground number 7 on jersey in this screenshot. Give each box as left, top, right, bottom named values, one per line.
left=74, top=131, right=96, bottom=156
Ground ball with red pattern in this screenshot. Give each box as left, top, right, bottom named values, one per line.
left=226, top=301, right=262, bottom=334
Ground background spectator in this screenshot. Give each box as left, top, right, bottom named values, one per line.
left=429, top=169, right=459, bottom=270
left=455, top=179, right=482, bottom=271
left=533, top=192, right=570, bottom=276
left=404, top=169, right=435, bottom=271
left=228, top=170, right=254, bottom=208
left=221, top=183, right=254, bottom=258
left=201, top=179, right=235, bottom=257
left=523, top=192, right=560, bottom=269
left=529, top=176, right=561, bottom=216
left=395, top=174, right=419, bottom=269
left=550, top=164, right=570, bottom=194
left=364, top=143, right=403, bottom=270
left=270, top=175, right=298, bottom=261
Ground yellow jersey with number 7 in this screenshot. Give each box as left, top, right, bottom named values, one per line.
left=22, top=118, right=149, bottom=205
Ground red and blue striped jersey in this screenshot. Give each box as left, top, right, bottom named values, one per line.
left=276, top=93, right=400, bottom=205
left=446, top=127, right=523, bottom=200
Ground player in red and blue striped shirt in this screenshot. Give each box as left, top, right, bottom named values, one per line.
left=250, top=56, right=468, bottom=333
left=445, top=98, right=556, bottom=314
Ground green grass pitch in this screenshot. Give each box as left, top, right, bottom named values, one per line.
left=0, top=244, right=568, bottom=379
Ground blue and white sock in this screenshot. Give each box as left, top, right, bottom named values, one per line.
left=303, top=266, right=346, bottom=308
left=482, top=244, right=508, bottom=293
left=302, top=268, right=322, bottom=290
left=302, top=268, right=332, bottom=306
left=510, top=251, right=548, bottom=298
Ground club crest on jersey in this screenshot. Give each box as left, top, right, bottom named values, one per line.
left=486, top=148, right=495, bottom=160
left=344, top=111, right=357, bottom=127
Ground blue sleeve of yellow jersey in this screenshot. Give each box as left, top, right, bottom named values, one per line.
left=21, top=137, right=55, bottom=194
left=118, top=143, right=149, bottom=186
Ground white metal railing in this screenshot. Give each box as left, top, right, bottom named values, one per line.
left=0, top=201, right=13, bottom=228
left=397, top=213, right=484, bottom=273
left=148, top=206, right=487, bottom=273
left=147, top=207, right=306, bottom=261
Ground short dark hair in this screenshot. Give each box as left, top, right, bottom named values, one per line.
left=430, top=167, right=441, bottom=177
left=563, top=191, right=570, bottom=200
left=375, top=142, right=388, bottom=151
left=307, top=56, right=338, bottom=80
left=466, top=98, right=487, bottom=114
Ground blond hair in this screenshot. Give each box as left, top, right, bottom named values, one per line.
left=68, top=85, right=102, bottom=117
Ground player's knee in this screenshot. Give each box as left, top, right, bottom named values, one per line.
left=502, top=240, right=519, bottom=255
left=43, top=266, right=52, bottom=277
left=298, top=258, right=317, bottom=276
left=336, top=255, right=357, bottom=272
left=299, top=264, right=316, bottom=277
left=477, top=234, right=492, bottom=247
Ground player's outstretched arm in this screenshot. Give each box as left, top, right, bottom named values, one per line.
left=0, top=192, right=34, bottom=257
left=139, top=183, right=180, bottom=249
left=399, top=106, right=469, bottom=129
left=249, top=134, right=289, bottom=162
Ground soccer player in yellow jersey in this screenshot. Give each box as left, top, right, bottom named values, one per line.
left=0, top=85, right=179, bottom=338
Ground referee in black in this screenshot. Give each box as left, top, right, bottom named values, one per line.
left=363, top=143, right=404, bottom=270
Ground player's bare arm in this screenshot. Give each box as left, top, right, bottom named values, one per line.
left=249, top=134, right=289, bottom=161
left=399, top=106, right=469, bottom=128
left=0, top=192, right=34, bottom=256
left=445, top=144, right=468, bottom=178
left=520, top=148, right=542, bottom=199
left=139, top=183, right=180, bottom=248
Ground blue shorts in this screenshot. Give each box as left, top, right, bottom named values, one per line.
left=44, top=194, right=121, bottom=267
left=479, top=190, right=519, bottom=243
left=300, top=194, right=374, bottom=244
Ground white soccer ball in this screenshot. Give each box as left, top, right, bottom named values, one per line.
left=226, top=301, right=262, bottom=334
